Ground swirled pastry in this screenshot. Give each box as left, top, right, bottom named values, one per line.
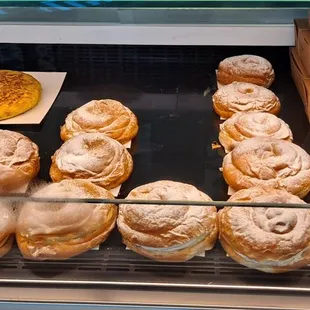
left=0, top=130, right=40, bottom=193
left=0, top=205, right=15, bottom=257
left=0, top=70, right=41, bottom=120
left=212, top=82, right=280, bottom=119
left=222, top=137, right=310, bottom=198
left=219, top=187, right=310, bottom=273
left=60, top=99, right=138, bottom=144
left=219, top=112, right=293, bottom=152
left=216, top=55, right=275, bottom=88
left=50, top=133, right=133, bottom=190
left=16, top=180, right=117, bottom=260
left=118, top=180, right=218, bottom=262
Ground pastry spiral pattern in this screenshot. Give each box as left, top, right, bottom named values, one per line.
left=216, top=55, right=275, bottom=88
left=50, top=133, right=133, bottom=190
left=0, top=130, right=40, bottom=193
left=60, top=99, right=138, bottom=144
left=219, top=112, right=293, bottom=152
left=118, top=180, right=218, bottom=262
left=212, top=82, right=280, bottom=119
left=222, top=137, right=310, bottom=198
left=16, top=180, right=117, bottom=260
left=219, top=187, right=310, bottom=273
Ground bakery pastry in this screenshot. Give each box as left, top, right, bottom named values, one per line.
left=212, top=82, right=280, bottom=119
left=0, top=205, right=16, bottom=257
left=219, top=187, right=310, bottom=273
left=16, top=179, right=117, bottom=260
left=118, top=180, right=218, bottom=262
left=216, top=55, right=275, bottom=88
left=50, top=133, right=133, bottom=190
left=60, top=99, right=138, bottom=144
left=219, top=112, right=293, bottom=153
left=0, top=70, right=41, bottom=120
left=222, top=137, right=310, bottom=198
left=0, top=130, right=40, bottom=194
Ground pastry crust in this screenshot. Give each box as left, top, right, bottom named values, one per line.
left=118, top=180, right=218, bottom=262
left=0, top=206, right=16, bottom=257
left=60, top=99, right=138, bottom=144
left=222, top=137, right=310, bottom=198
left=0, top=130, right=40, bottom=193
left=216, top=55, right=275, bottom=88
left=212, top=82, right=280, bottom=119
left=16, top=180, right=117, bottom=260
left=0, top=70, right=41, bottom=120
left=50, top=133, right=133, bottom=190
left=219, top=187, right=310, bottom=273
left=219, top=112, right=293, bottom=153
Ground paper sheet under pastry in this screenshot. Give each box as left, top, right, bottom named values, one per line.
left=125, top=246, right=205, bottom=257
left=228, top=186, right=236, bottom=196
left=0, top=72, right=67, bottom=125
left=124, top=140, right=132, bottom=149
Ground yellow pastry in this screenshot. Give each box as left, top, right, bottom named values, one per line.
left=0, top=70, right=41, bottom=120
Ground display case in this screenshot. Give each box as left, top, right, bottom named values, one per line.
left=0, top=1, right=310, bottom=309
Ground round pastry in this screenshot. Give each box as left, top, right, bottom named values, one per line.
left=0, top=70, right=41, bottom=120
left=50, top=133, right=133, bottom=190
left=118, top=180, right=218, bottom=262
left=0, top=205, right=16, bottom=257
left=219, top=112, right=293, bottom=153
left=0, top=130, right=40, bottom=194
left=219, top=187, right=310, bottom=273
left=212, top=82, right=280, bottom=119
left=222, top=137, right=310, bottom=198
left=216, top=55, right=275, bottom=88
left=16, top=179, right=117, bottom=260
left=60, top=99, right=138, bottom=144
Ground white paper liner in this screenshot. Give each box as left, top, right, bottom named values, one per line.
left=228, top=186, right=236, bottom=196
left=124, top=140, right=132, bottom=148
left=125, top=246, right=205, bottom=257
left=110, top=185, right=121, bottom=197
left=0, top=72, right=67, bottom=125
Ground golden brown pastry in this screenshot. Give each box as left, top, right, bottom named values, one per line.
left=222, top=137, right=310, bottom=198
left=60, top=99, right=138, bottom=144
left=0, top=205, right=16, bottom=257
left=219, top=187, right=310, bottom=273
left=118, top=180, right=218, bottom=262
left=16, top=179, right=117, bottom=260
left=0, top=70, right=41, bottom=120
left=50, top=133, right=133, bottom=190
left=0, top=130, right=40, bottom=194
left=216, top=55, right=275, bottom=88
left=212, top=82, right=280, bottom=119
left=219, top=112, right=293, bottom=153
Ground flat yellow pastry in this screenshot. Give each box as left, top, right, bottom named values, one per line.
left=0, top=70, right=41, bottom=120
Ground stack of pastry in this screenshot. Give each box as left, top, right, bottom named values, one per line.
left=50, top=99, right=138, bottom=193
left=214, top=55, right=310, bottom=273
